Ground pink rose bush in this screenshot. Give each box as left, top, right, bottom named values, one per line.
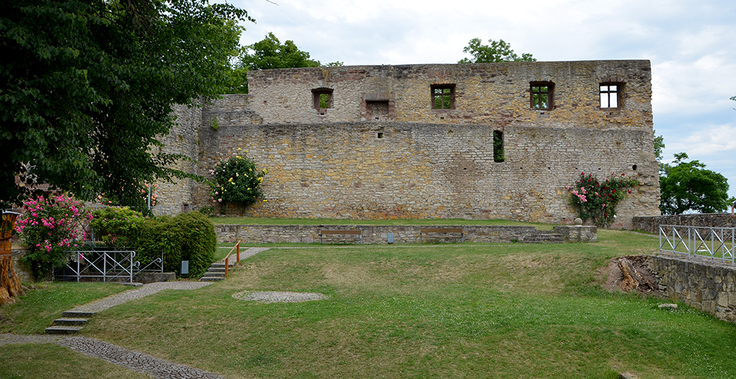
left=15, top=195, right=92, bottom=280
left=567, top=172, right=638, bottom=227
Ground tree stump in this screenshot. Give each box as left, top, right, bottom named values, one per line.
left=0, top=211, right=24, bottom=305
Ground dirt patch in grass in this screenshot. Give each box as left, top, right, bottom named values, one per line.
left=600, top=256, right=661, bottom=296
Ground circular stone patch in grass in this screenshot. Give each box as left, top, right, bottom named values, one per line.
left=232, top=291, right=328, bottom=303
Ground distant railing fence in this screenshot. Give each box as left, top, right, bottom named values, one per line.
left=658, top=225, right=736, bottom=265
left=58, top=249, right=165, bottom=282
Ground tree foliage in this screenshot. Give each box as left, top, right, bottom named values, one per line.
left=659, top=153, right=734, bottom=215
left=458, top=38, right=536, bottom=64
left=225, top=32, right=342, bottom=94
left=0, top=0, right=250, bottom=210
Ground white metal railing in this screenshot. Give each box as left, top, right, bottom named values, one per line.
left=659, top=225, right=736, bottom=265
left=59, top=249, right=165, bottom=282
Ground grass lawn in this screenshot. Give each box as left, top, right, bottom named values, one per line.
left=4, top=230, right=736, bottom=378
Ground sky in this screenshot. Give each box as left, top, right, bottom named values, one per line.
left=226, top=0, right=736, bottom=207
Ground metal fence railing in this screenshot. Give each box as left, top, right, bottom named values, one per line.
left=59, top=249, right=165, bottom=282
left=658, top=225, right=736, bottom=265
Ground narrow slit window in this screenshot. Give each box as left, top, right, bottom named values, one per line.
left=600, top=84, right=619, bottom=108
left=431, top=85, right=455, bottom=109
left=493, top=130, right=505, bottom=162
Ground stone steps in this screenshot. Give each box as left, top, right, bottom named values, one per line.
left=521, top=232, right=564, bottom=244
left=45, top=325, right=85, bottom=334
left=46, top=317, right=90, bottom=334
left=198, top=262, right=230, bottom=282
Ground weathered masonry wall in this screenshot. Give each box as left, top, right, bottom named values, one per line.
left=194, top=121, right=657, bottom=228
left=650, top=255, right=736, bottom=323
left=156, top=61, right=661, bottom=228
left=633, top=214, right=736, bottom=234
left=214, top=224, right=596, bottom=244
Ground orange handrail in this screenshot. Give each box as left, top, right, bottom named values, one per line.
left=223, top=241, right=242, bottom=278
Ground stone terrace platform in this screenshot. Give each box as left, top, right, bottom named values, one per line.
left=215, top=224, right=596, bottom=244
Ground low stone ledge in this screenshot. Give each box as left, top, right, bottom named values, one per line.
left=134, top=272, right=177, bottom=284
left=215, top=224, right=597, bottom=244
left=553, top=225, right=597, bottom=242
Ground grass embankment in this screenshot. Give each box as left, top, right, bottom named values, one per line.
left=4, top=230, right=736, bottom=378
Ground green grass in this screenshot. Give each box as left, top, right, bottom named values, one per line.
left=4, top=230, right=736, bottom=378
left=0, top=343, right=151, bottom=379
left=0, top=282, right=132, bottom=334
left=210, top=216, right=555, bottom=230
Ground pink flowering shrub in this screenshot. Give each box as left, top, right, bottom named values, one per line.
left=567, top=172, right=639, bottom=227
left=15, top=195, right=92, bottom=280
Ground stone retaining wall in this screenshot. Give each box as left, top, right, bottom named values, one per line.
left=649, top=255, right=736, bottom=323
left=10, top=244, right=33, bottom=283
left=215, top=224, right=596, bottom=244
left=633, top=214, right=736, bottom=234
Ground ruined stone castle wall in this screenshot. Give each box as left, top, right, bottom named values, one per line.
left=151, top=103, right=201, bottom=216
left=155, top=61, right=660, bottom=228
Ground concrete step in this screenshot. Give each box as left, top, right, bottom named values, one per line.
left=199, top=276, right=225, bottom=282
left=62, top=310, right=96, bottom=318
left=207, top=267, right=227, bottom=273
left=53, top=318, right=89, bottom=326
left=45, top=326, right=84, bottom=334
left=522, top=233, right=564, bottom=243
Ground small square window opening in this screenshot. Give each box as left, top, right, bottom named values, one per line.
left=530, top=83, right=553, bottom=110
left=600, top=84, right=619, bottom=108
left=431, top=85, right=455, bottom=109
left=312, top=88, right=333, bottom=110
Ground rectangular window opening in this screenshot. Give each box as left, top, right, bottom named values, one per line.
left=431, top=85, right=455, bottom=109
left=600, top=84, right=620, bottom=109
left=493, top=130, right=505, bottom=162
left=530, top=82, right=553, bottom=110
left=312, top=88, right=333, bottom=110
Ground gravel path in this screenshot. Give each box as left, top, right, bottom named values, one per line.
left=1, top=247, right=273, bottom=379
left=67, top=281, right=213, bottom=315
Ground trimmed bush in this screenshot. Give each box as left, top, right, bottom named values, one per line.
left=135, top=211, right=216, bottom=277
left=89, top=207, right=145, bottom=248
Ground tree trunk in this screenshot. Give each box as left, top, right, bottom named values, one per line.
left=1, top=212, right=24, bottom=305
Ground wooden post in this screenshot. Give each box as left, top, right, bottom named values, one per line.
left=1, top=211, right=24, bottom=305
left=225, top=256, right=229, bottom=278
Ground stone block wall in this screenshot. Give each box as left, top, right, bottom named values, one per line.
left=214, top=224, right=582, bottom=244
left=192, top=121, right=657, bottom=228
left=11, top=244, right=33, bottom=283
left=152, top=103, right=202, bottom=216
left=649, top=255, right=736, bottom=323
left=155, top=61, right=660, bottom=228
left=633, top=214, right=736, bottom=234
left=553, top=225, right=597, bottom=242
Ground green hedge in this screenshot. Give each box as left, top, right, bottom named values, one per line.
left=91, top=208, right=216, bottom=277
left=135, top=212, right=216, bottom=277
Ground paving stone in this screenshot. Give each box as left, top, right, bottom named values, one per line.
left=56, top=336, right=228, bottom=379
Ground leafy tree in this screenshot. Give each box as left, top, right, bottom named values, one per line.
left=653, top=131, right=665, bottom=161
left=225, top=32, right=342, bottom=93
left=0, top=0, right=250, bottom=210
left=458, top=38, right=536, bottom=64
left=659, top=153, right=734, bottom=215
